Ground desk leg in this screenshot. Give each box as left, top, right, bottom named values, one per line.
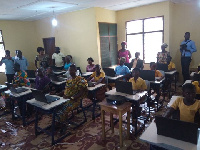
left=35, top=109, right=38, bottom=136
left=110, top=113, right=114, bottom=133
left=127, top=111, right=130, bottom=139
left=133, top=103, right=139, bottom=135
left=22, top=99, right=26, bottom=127
left=11, top=98, right=15, bottom=120
left=51, top=111, right=55, bottom=145
left=92, top=91, right=97, bottom=120
left=101, top=109, right=106, bottom=140
left=119, top=111, right=123, bottom=148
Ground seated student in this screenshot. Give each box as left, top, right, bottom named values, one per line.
left=86, top=57, right=95, bottom=72
left=64, top=55, right=72, bottom=71
left=55, top=64, right=87, bottom=128
left=13, top=63, right=30, bottom=87
left=35, top=68, right=51, bottom=93
left=150, top=62, right=164, bottom=81
left=129, top=68, right=147, bottom=91
left=131, top=52, right=144, bottom=70
left=192, top=79, right=200, bottom=99
left=87, top=64, right=105, bottom=86
left=63, top=65, right=80, bottom=79
left=167, top=56, right=176, bottom=71
left=163, top=83, right=200, bottom=124
left=115, top=57, right=130, bottom=76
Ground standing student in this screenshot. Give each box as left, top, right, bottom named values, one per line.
left=35, top=47, right=49, bottom=69
left=157, top=43, right=170, bottom=64
left=86, top=57, right=95, bottom=72
left=13, top=50, right=29, bottom=71
left=118, top=41, right=131, bottom=63
left=0, top=50, right=15, bottom=83
left=52, top=47, right=65, bottom=70
left=180, top=32, right=197, bottom=82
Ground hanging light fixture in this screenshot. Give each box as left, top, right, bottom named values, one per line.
left=52, top=10, right=57, bottom=26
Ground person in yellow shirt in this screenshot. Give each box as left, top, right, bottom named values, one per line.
left=163, top=83, right=200, bottom=123
left=129, top=68, right=147, bottom=91
left=150, top=62, right=164, bottom=81
left=167, top=56, right=176, bottom=71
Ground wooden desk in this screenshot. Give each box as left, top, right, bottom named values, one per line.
left=140, top=121, right=200, bottom=150
left=82, top=72, right=93, bottom=78
left=27, top=97, right=69, bottom=145
left=99, top=101, right=132, bottom=148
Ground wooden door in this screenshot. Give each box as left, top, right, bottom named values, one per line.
left=43, top=37, right=55, bottom=65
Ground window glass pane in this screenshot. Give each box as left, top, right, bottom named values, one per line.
left=0, top=43, right=5, bottom=72
left=127, top=34, right=143, bottom=60
left=126, top=20, right=143, bottom=34
left=0, top=31, right=2, bottom=42
left=144, top=32, right=163, bottom=63
left=144, top=17, right=163, bottom=32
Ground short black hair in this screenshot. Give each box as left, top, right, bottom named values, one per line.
left=5, top=50, right=10, bottom=53
left=150, top=62, right=156, bottom=67
left=68, top=55, right=72, bottom=59
left=37, top=47, right=44, bottom=53
left=182, top=83, right=195, bottom=92
left=87, top=57, right=94, bottom=62
left=69, top=64, right=77, bottom=70
left=185, top=32, right=190, bottom=35
left=133, top=67, right=141, bottom=72
left=55, top=47, right=60, bottom=51
left=95, top=64, right=101, bottom=69
left=135, top=52, right=140, bottom=58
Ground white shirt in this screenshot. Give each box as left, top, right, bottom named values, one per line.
left=63, top=70, right=80, bottom=79
left=52, top=52, right=65, bottom=67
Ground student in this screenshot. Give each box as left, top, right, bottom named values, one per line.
left=150, top=62, right=164, bottom=80
left=115, top=57, right=130, bottom=76
left=157, top=43, right=170, bottom=64
left=86, top=57, right=95, bottom=72
left=118, top=41, right=131, bottom=63
left=13, top=63, right=30, bottom=87
left=64, top=55, right=72, bottom=70
left=192, top=79, right=200, bottom=99
left=35, top=68, right=51, bottom=93
left=35, top=47, right=49, bottom=69
left=87, top=64, right=105, bottom=86
left=13, top=50, right=29, bottom=71
left=131, top=52, right=144, bottom=70
left=0, top=50, right=15, bottom=83
left=167, top=56, right=176, bottom=71
left=163, top=83, right=200, bottom=123
left=52, top=47, right=65, bottom=70
left=129, top=67, right=147, bottom=91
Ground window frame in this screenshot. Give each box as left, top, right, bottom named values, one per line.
left=0, top=30, right=5, bottom=72
left=126, top=16, right=164, bottom=63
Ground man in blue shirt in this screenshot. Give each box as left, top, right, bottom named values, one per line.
left=0, top=50, right=15, bottom=83
left=180, top=32, right=197, bottom=82
left=115, top=57, right=130, bottom=78
left=13, top=50, right=29, bottom=71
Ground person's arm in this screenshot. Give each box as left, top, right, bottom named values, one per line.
left=128, top=50, right=132, bottom=59
left=87, top=72, right=95, bottom=81
left=187, top=41, right=197, bottom=53
left=0, top=57, right=5, bottom=66
left=162, top=107, right=175, bottom=118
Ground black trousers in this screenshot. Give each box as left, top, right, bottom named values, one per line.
left=181, top=57, right=191, bottom=82
left=6, top=74, right=14, bottom=83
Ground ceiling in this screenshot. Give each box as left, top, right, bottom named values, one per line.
left=0, top=0, right=195, bottom=21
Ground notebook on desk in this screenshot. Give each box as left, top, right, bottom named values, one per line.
left=155, top=116, right=199, bottom=144
left=157, top=63, right=168, bottom=72
left=116, top=80, right=137, bottom=95
left=140, top=70, right=155, bottom=81
left=31, top=89, right=60, bottom=104
left=10, top=87, right=28, bottom=93
left=103, top=68, right=116, bottom=77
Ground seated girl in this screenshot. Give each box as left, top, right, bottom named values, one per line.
left=86, top=57, right=95, bottom=72
left=64, top=55, right=72, bottom=71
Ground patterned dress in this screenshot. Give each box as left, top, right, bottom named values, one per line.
left=14, top=71, right=31, bottom=87
left=56, top=76, right=88, bottom=122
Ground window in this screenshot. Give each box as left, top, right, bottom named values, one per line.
left=0, top=30, right=5, bottom=72
left=126, top=16, right=164, bottom=63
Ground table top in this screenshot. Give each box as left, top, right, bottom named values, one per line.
left=5, top=86, right=33, bottom=98
left=0, top=85, right=7, bottom=90
left=167, top=95, right=180, bottom=107
left=150, top=77, right=165, bottom=84
left=183, top=80, right=192, bottom=85
left=140, top=120, right=200, bottom=150
left=87, top=83, right=105, bottom=91
left=82, top=72, right=93, bottom=77
left=105, top=88, right=147, bottom=101
left=27, top=96, right=69, bottom=110
left=51, top=79, right=67, bottom=85
left=99, top=101, right=132, bottom=111
left=106, top=75, right=123, bottom=80
left=53, top=70, right=66, bottom=75
left=165, top=70, right=177, bottom=75
left=190, top=72, right=196, bottom=77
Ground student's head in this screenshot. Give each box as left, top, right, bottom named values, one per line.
left=17, top=50, right=22, bottom=58
left=150, top=62, right=156, bottom=70
left=135, top=52, right=140, bottom=59
left=69, top=64, right=77, bottom=77
left=161, top=43, right=168, bottom=52
left=36, top=68, right=45, bottom=77
left=87, top=57, right=94, bottom=65
left=55, top=47, right=60, bottom=53
left=5, top=50, right=10, bottom=57
left=184, top=32, right=190, bottom=40
left=95, top=64, right=101, bottom=74
left=65, top=55, right=71, bottom=63
left=121, top=41, right=127, bottom=49
left=132, top=67, right=140, bottom=78
left=182, top=83, right=196, bottom=103
left=14, top=63, right=20, bottom=72
left=37, top=47, right=45, bottom=55
left=120, top=57, right=126, bottom=66
left=46, top=67, right=53, bottom=75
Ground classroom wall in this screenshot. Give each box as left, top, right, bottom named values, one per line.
left=0, top=20, right=37, bottom=84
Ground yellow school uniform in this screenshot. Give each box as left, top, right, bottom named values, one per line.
left=129, top=77, right=147, bottom=91
left=155, top=70, right=162, bottom=77
left=168, top=61, right=175, bottom=70
left=192, top=81, right=200, bottom=94
left=90, top=72, right=105, bottom=82
left=171, top=97, right=200, bottom=123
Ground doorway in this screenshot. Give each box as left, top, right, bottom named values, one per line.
left=43, top=37, right=55, bottom=65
